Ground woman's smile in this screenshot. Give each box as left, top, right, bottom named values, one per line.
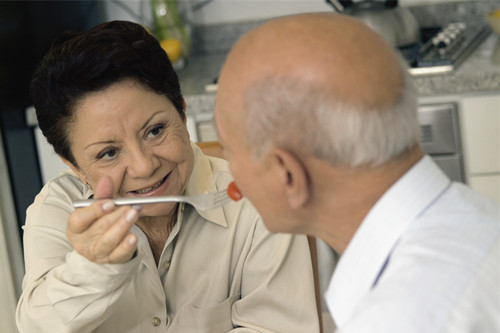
left=128, top=172, right=171, bottom=197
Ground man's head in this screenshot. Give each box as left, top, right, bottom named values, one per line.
left=214, top=13, right=422, bottom=245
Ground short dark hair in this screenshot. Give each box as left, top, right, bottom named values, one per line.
left=30, top=20, right=184, bottom=166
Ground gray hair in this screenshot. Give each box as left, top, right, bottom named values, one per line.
left=242, top=59, right=420, bottom=167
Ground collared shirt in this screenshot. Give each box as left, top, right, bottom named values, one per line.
left=326, top=155, right=500, bottom=333
left=17, top=144, right=320, bottom=333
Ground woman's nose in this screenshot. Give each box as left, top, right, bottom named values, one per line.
left=126, top=146, right=160, bottom=178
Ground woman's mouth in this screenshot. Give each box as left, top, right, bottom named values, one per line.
left=130, top=174, right=169, bottom=195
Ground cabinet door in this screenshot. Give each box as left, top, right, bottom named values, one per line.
left=460, top=93, right=500, bottom=202
left=468, top=175, right=500, bottom=203
left=460, top=94, right=500, bottom=174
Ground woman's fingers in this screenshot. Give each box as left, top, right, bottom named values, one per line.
left=67, top=177, right=141, bottom=264
left=93, top=207, right=139, bottom=259
left=67, top=202, right=140, bottom=264
left=107, top=233, right=138, bottom=263
left=67, top=200, right=116, bottom=234
left=94, top=176, right=114, bottom=199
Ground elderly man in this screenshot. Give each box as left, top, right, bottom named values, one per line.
left=214, top=13, right=499, bottom=332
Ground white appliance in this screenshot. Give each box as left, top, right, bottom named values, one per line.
left=0, top=127, right=24, bottom=332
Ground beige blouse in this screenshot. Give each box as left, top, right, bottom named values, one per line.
left=17, top=144, right=320, bottom=332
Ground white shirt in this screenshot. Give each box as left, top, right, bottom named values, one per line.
left=17, top=144, right=320, bottom=333
left=325, top=156, right=500, bottom=333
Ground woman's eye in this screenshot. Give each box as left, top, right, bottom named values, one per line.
left=97, top=148, right=118, bottom=160
left=146, top=124, right=165, bottom=139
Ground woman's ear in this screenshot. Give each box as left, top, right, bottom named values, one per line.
left=60, top=156, right=87, bottom=184
left=271, top=148, right=310, bottom=210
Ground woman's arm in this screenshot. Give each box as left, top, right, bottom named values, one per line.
left=16, top=178, right=141, bottom=333
left=17, top=234, right=141, bottom=332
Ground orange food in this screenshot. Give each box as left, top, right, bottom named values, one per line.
left=227, top=181, right=243, bottom=201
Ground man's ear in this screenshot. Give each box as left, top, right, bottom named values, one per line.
left=60, top=156, right=86, bottom=184
left=271, top=148, right=310, bottom=209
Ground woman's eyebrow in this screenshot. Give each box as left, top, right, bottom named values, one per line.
left=84, top=140, right=115, bottom=150
left=139, top=110, right=165, bottom=131
left=84, top=111, right=167, bottom=150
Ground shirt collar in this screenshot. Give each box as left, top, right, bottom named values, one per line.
left=131, top=143, right=229, bottom=274
left=183, top=143, right=228, bottom=228
left=326, top=155, right=451, bottom=328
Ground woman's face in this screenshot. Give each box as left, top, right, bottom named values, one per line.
left=65, top=79, right=194, bottom=217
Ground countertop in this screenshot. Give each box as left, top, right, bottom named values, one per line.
left=413, top=33, right=500, bottom=97
left=179, top=33, right=500, bottom=117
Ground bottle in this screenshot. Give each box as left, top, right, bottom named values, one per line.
left=150, top=0, right=191, bottom=68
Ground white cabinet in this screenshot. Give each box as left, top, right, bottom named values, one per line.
left=459, top=93, right=500, bottom=202
left=468, top=175, right=500, bottom=202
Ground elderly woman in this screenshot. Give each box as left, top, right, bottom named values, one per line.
left=16, top=21, right=320, bottom=332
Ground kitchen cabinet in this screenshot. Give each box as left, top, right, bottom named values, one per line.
left=459, top=93, right=500, bottom=202
left=467, top=175, right=500, bottom=202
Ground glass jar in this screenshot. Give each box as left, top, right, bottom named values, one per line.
left=151, top=0, right=191, bottom=66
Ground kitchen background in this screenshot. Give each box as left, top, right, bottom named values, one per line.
left=1, top=1, right=499, bottom=331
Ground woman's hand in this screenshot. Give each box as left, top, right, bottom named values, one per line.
left=67, top=176, right=139, bottom=264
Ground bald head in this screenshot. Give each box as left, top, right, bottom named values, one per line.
left=215, top=12, right=419, bottom=168
left=219, top=13, right=402, bottom=109
left=214, top=12, right=422, bottom=248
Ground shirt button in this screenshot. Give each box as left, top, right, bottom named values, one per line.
left=164, top=261, right=170, bottom=270
left=152, top=317, right=161, bottom=327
